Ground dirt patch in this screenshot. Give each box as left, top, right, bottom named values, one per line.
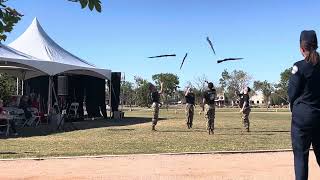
left=0, top=151, right=319, bottom=180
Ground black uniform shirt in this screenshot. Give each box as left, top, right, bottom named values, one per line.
left=203, top=89, right=216, bottom=105
left=185, top=92, right=195, bottom=105
left=288, top=60, right=320, bottom=110
left=239, top=93, right=250, bottom=108
left=151, top=91, right=160, bottom=103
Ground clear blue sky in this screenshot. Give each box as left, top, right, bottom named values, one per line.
left=5, top=0, right=320, bottom=87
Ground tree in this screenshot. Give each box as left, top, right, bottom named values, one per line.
left=120, top=81, right=134, bottom=106
left=274, top=68, right=292, bottom=104
left=68, top=0, right=102, bottom=12
left=193, top=74, right=208, bottom=92
left=219, top=69, right=230, bottom=92
left=152, top=73, right=180, bottom=106
left=175, top=90, right=185, bottom=103
left=133, top=76, right=150, bottom=107
left=270, top=93, right=287, bottom=106
left=152, top=73, right=179, bottom=97
left=189, top=75, right=208, bottom=105
left=219, top=69, right=252, bottom=106
left=0, top=73, right=15, bottom=102
left=253, top=80, right=274, bottom=108
left=0, top=0, right=102, bottom=41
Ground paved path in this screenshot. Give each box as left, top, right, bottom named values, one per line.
left=0, top=151, right=319, bottom=180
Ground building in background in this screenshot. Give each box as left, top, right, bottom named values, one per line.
left=250, top=91, right=265, bottom=106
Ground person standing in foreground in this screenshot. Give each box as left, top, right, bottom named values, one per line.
left=239, top=87, right=251, bottom=132
left=149, top=82, right=164, bottom=131
left=185, top=87, right=195, bottom=129
left=288, top=30, right=320, bottom=180
left=202, top=82, right=216, bottom=135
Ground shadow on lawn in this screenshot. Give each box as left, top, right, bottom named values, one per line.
left=251, top=130, right=290, bottom=133
left=3, top=117, right=167, bottom=138
left=158, top=128, right=290, bottom=135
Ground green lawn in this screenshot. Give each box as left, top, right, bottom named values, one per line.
left=0, top=108, right=292, bottom=159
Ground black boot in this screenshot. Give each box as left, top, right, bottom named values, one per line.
left=152, top=125, right=156, bottom=131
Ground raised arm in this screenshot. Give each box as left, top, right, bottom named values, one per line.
left=185, top=88, right=190, bottom=96
left=159, top=81, right=164, bottom=94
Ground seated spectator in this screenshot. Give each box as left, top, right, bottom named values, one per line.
left=19, top=95, right=32, bottom=119
left=0, top=99, right=18, bottom=136
left=7, top=96, right=19, bottom=107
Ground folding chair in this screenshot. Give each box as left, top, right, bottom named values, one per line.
left=0, top=115, right=10, bottom=136
left=68, top=102, right=79, bottom=118
left=30, top=108, right=42, bottom=126
left=23, top=108, right=40, bottom=127
left=4, top=107, right=26, bottom=126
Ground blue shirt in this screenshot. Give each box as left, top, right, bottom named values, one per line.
left=288, top=59, right=320, bottom=110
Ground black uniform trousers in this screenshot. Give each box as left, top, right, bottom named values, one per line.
left=292, top=103, right=320, bottom=180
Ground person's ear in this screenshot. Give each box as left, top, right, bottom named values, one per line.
left=300, top=47, right=307, bottom=57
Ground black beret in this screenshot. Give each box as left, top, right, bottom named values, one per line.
left=300, top=30, right=318, bottom=47
left=208, top=82, right=214, bottom=89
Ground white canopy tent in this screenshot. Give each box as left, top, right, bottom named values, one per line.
left=9, top=17, right=111, bottom=80
left=3, top=17, right=112, bottom=114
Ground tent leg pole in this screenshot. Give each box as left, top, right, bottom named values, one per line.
left=16, top=77, right=19, bottom=95
left=52, top=81, right=60, bottom=113
left=21, top=80, right=24, bottom=95
left=109, top=80, right=112, bottom=119
left=47, top=76, right=52, bottom=114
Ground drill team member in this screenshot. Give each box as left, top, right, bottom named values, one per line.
left=202, top=82, right=216, bottom=135
left=288, top=30, right=320, bottom=180
left=239, top=87, right=251, bottom=132
left=185, top=87, right=195, bottom=129
left=149, top=82, right=163, bottom=131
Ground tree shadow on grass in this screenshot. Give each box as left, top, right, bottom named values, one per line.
left=251, top=130, right=290, bottom=133
left=3, top=117, right=168, bottom=138
left=215, top=133, right=277, bottom=136
left=0, top=152, right=18, bottom=155
left=157, top=128, right=289, bottom=136
left=217, top=127, right=242, bottom=130
left=159, top=130, right=193, bottom=133
left=157, top=131, right=279, bottom=136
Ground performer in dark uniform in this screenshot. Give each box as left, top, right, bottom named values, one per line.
left=149, top=82, right=163, bottom=131
left=202, top=82, right=216, bottom=135
left=238, top=87, right=251, bottom=132
left=185, top=87, right=195, bottom=129
left=288, top=30, right=320, bottom=180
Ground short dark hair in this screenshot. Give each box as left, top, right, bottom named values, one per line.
left=208, top=82, right=214, bottom=89
left=247, top=87, right=251, bottom=92
left=148, top=83, right=154, bottom=90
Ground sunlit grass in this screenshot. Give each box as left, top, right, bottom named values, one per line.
left=0, top=108, right=291, bottom=159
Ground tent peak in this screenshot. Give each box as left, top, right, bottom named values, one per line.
left=32, top=17, right=38, bottom=23
left=9, top=17, right=96, bottom=68
left=31, top=17, right=41, bottom=30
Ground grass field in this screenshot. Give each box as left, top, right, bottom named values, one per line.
left=0, top=108, right=292, bottom=159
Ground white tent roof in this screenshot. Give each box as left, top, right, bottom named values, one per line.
left=0, top=44, right=48, bottom=79
left=0, top=44, right=110, bottom=80
left=9, top=18, right=111, bottom=79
